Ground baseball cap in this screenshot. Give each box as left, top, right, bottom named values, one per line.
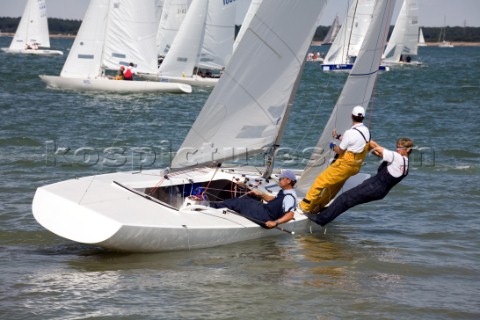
left=279, top=170, right=296, bottom=182
left=352, top=105, right=365, bottom=117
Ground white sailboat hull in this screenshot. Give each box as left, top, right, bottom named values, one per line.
left=39, top=75, right=192, bottom=93
left=1, top=47, right=63, bottom=56
left=141, top=73, right=219, bottom=88
left=32, top=168, right=307, bottom=252
left=32, top=167, right=368, bottom=252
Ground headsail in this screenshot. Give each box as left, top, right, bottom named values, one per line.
left=383, top=0, right=419, bottom=62
left=297, top=0, right=396, bottom=194
left=172, top=0, right=328, bottom=169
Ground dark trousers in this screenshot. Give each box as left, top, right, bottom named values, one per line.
left=211, top=196, right=272, bottom=223
left=307, top=174, right=391, bottom=226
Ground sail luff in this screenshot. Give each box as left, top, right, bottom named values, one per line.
left=171, top=0, right=328, bottom=169
left=233, top=0, right=263, bottom=52
left=297, top=0, right=396, bottom=194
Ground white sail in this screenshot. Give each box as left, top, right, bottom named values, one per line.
left=45, top=0, right=191, bottom=93
left=198, top=0, right=237, bottom=70
left=322, top=0, right=358, bottom=64
left=418, top=27, right=426, bottom=46
left=233, top=0, right=263, bottom=52
left=172, top=0, right=328, bottom=169
left=158, top=0, right=237, bottom=77
left=9, top=0, right=50, bottom=50
left=102, top=0, right=160, bottom=74
left=383, top=0, right=419, bottom=62
left=323, top=0, right=375, bottom=65
left=322, top=15, right=341, bottom=45
left=60, top=0, right=109, bottom=78
left=158, top=0, right=208, bottom=78
left=156, top=0, right=191, bottom=57
left=297, top=0, right=396, bottom=193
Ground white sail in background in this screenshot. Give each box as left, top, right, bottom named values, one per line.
left=158, top=0, right=208, bottom=78
left=383, top=0, right=419, bottom=63
left=60, top=0, right=109, bottom=78
left=158, top=0, right=237, bottom=77
left=2, top=0, right=62, bottom=55
left=8, top=0, right=50, bottom=50
left=298, top=0, right=396, bottom=193
left=172, top=0, right=328, bottom=168
left=156, top=0, right=191, bottom=57
left=43, top=0, right=191, bottom=93
left=233, top=0, right=263, bottom=52
left=102, top=0, right=160, bottom=74
left=418, top=27, right=427, bottom=46
left=323, top=0, right=375, bottom=65
left=322, top=15, right=341, bottom=45
left=198, top=0, right=237, bottom=70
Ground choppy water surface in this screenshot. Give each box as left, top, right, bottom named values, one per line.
left=1, top=37, right=479, bottom=319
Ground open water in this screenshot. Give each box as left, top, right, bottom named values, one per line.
left=0, top=37, right=479, bottom=319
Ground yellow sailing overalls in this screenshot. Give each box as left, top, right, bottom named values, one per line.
left=300, top=140, right=369, bottom=214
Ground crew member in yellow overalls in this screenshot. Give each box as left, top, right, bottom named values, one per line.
left=299, top=106, right=371, bottom=214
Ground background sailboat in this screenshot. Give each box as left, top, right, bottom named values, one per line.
left=438, top=16, right=454, bottom=47
left=321, top=0, right=388, bottom=72
left=32, top=0, right=395, bottom=252
left=39, top=0, right=191, bottom=93
left=382, top=0, right=421, bottom=66
left=418, top=27, right=427, bottom=46
left=1, top=0, right=63, bottom=56
left=143, top=0, right=238, bottom=87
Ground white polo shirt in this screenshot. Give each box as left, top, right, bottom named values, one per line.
left=383, top=149, right=409, bottom=178
left=338, top=123, right=370, bottom=153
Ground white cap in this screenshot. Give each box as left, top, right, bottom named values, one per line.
left=352, top=106, right=365, bottom=117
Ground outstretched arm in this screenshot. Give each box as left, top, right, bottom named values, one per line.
left=369, top=140, right=384, bottom=158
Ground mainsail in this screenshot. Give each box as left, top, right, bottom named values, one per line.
left=156, top=0, right=191, bottom=57
left=172, top=0, right=328, bottom=169
left=297, top=0, right=396, bottom=194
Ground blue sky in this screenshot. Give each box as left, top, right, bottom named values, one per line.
left=1, top=0, right=479, bottom=27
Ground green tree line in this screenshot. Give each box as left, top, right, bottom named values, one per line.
left=1, top=17, right=480, bottom=42
left=0, top=18, right=81, bottom=35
